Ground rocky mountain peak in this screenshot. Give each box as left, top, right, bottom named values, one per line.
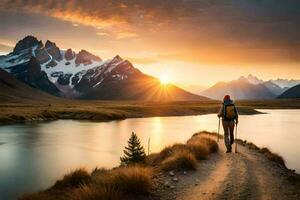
left=13, top=35, right=40, bottom=53
left=75, top=50, right=102, bottom=65
left=111, top=55, right=123, bottom=64
left=64, top=48, right=76, bottom=60
left=246, top=74, right=264, bottom=85
left=45, top=40, right=56, bottom=48
left=44, top=40, right=62, bottom=61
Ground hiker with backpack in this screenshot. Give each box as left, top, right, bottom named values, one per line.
left=217, top=95, right=238, bottom=153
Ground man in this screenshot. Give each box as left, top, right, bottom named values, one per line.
left=217, top=95, right=238, bottom=153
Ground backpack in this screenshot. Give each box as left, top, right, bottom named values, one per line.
left=224, top=104, right=236, bottom=120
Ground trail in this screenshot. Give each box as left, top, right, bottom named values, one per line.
left=158, top=140, right=300, bottom=200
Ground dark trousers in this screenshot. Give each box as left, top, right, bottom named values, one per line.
left=222, top=120, right=235, bottom=150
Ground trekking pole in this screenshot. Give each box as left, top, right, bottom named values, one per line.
left=235, top=122, right=238, bottom=153
left=147, top=138, right=150, bottom=155
left=217, top=117, right=220, bottom=143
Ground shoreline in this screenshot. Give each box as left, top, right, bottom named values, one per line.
left=2, top=99, right=300, bottom=125
left=0, top=102, right=262, bottom=125
left=19, top=132, right=300, bottom=200
left=0, top=100, right=273, bottom=125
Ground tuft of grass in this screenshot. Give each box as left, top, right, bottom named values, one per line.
left=70, top=184, right=120, bottom=200
left=192, top=131, right=224, bottom=139
left=160, top=149, right=197, bottom=171
left=199, top=137, right=219, bottom=153
left=52, top=169, right=91, bottom=190
left=20, top=193, right=54, bottom=200
left=187, top=132, right=219, bottom=154
left=259, top=147, right=286, bottom=167
left=20, top=166, right=153, bottom=200
left=150, top=143, right=186, bottom=164
left=187, top=143, right=209, bottom=160
left=247, top=142, right=260, bottom=150
left=111, top=166, right=153, bottom=194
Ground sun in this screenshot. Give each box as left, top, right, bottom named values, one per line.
left=160, top=74, right=170, bottom=85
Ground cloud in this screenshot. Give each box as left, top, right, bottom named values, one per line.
left=1, top=0, right=300, bottom=64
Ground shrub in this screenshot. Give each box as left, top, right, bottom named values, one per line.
left=160, top=149, right=197, bottom=171
left=52, top=169, right=91, bottom=189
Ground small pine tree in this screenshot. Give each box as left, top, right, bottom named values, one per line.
left=120, top=132, right=146, bottom=166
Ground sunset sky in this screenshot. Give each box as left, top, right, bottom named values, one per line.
left=0, top=0, right=300, bottom=89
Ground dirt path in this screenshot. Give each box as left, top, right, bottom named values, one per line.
left=157, top=140, right=300, bottom=200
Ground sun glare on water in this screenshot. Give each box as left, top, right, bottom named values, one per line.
left=160, top=74, right=170, bottom=85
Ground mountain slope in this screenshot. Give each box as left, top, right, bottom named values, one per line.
left=201, top=78, right=276, bottom=100
left=271, top=79, right=300, bottom=88
left=263, top=81, right=287, bottom=96
left=278, top=84, right=300, bottom=99
left=0, top=68, right=57, bottom=103
left=0, top=35, right=208, bottom=101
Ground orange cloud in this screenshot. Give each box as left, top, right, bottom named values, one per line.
left=1, top=0, right=300, bottom=65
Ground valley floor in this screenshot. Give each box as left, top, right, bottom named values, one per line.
left=0, top=100, right=258, bottom=125
left=1, top=99, right=300, bottom=125
left=156, top=139, right=300, bottom=200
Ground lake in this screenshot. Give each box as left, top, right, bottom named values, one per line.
left=0, top=109, right=299, bottom=199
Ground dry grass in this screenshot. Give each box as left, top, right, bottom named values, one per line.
left=259, top=147, right=286, bottom=167
left=160, top=149, right=197, bottom=171
left=111, top=166, right=153, bottom=194
left=246, top=142, right=260, bottom=150
left=237, top=140, right=286, bottom=168
left=52, top=169, right=91, bottom=189
left=188, top=131, right=219, bottom=154
left=187, top=143, right=209, bottom=160
left=149, top=131, right=218, bottom=171
left=19, top=166, right=153, bottom=200
left=150, top=143, right=187, bottom=165
left=0, top=100, right=263, bottom=124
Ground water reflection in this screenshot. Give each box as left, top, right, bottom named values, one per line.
left=0, top=110, right=300, bottom=199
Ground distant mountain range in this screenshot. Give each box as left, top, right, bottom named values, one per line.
left=201, top=74, right=300, bottom=100
left=0, top=36, right=208, bottom=101
left=278, top=84, right=300, bottom=99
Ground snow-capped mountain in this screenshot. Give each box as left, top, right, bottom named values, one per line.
left=270, top=79, right=300, bottom=89
left=201, top=78, right=275, bottom=100
left=0, top=36, right=208, bottom=101
left=245, top=74, right=264, bottom=85
left=241, top=74, right=290, bottom=96
left=202, top=74, right=298, bottom=99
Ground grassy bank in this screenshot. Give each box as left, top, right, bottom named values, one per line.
left=0, top=100, right=265, bottom=124
left=1, top=98, right=300, bottom=125
left=237, top=99, right=300, bottom=109
left=236, top=140, right=286, bottom=168
left=19, top=132, right=219, bottom=200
